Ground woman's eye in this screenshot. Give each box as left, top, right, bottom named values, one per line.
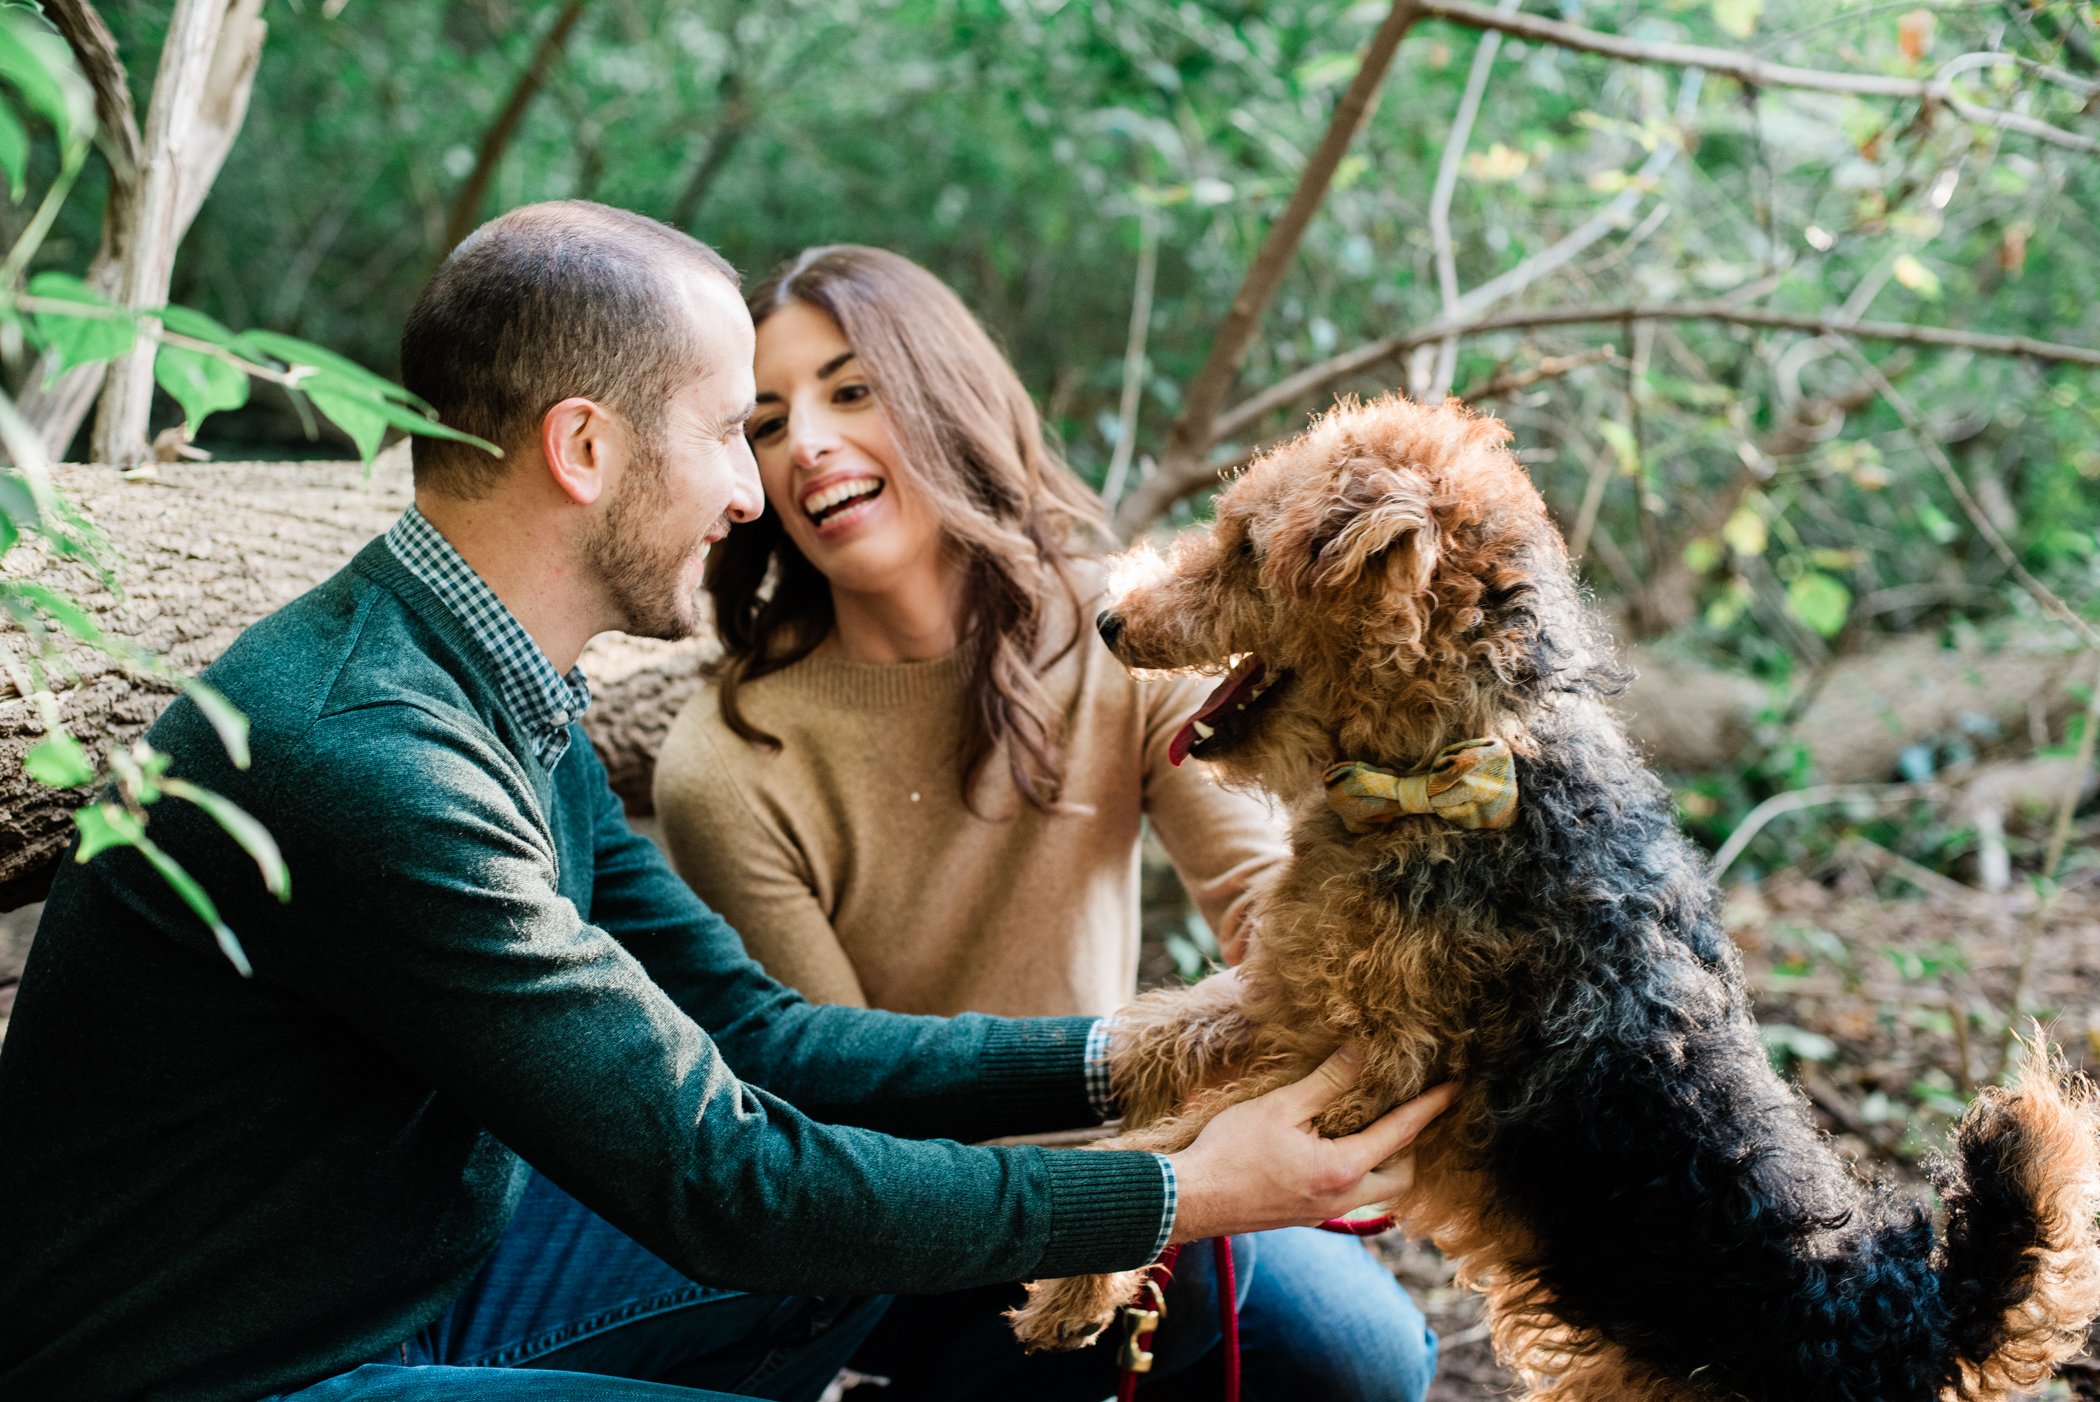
left=834, top=382, right=870, bottom=407
left=747, top=416, right=785, bottom=444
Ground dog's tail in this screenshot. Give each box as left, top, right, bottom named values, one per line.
left=1931, top=1040, right=2100, bottom=1398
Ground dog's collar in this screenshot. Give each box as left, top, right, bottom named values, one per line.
left=1323, top=738, right=1519, bottom=835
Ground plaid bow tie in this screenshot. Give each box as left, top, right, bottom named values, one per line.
left=1323, top=738, right=1519, bottom=835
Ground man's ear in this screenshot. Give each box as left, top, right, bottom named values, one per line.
left=540, top=397, right=622, bottom=507
left=1264, top=459, right=1438, bottom=597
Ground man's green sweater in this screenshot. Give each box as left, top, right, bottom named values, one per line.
left=0, top=539, right=1166, bottom=1401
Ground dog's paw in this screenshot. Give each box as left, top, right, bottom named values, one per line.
left=1007, top=1269, right=1144, bottom=1352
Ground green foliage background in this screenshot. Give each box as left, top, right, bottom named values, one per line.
left=24, top=0, right=2100, bottom=754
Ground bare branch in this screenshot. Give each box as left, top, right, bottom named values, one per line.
left=441, top=0, right=588, bottom=256
left=1424, top=0, right=1517, bottom=399
left=1130, top=0, right=1425, bottom=531
left=1127, top=301, right=2100, bottom=529
left=1101, top=202, right=1159, bottom=506
left=1455, top=346, right=1616, bottom=401
left=1417, top=0, right=2099, bottom=153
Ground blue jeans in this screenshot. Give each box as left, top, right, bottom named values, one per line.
left=278, top=1175, right=1434, bottom=1401
left=854, top=1227, right=1437, bottom=1402
left=273, top=1173, right=889, bottom=1400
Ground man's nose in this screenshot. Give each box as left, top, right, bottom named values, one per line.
left=727, top=436, right=765, bottom=523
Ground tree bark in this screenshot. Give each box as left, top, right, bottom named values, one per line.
left=86, top=0, right=266, bottom=467
left=4, top=459, right=2084, bottom=911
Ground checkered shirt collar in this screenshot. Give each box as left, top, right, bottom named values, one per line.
left=384, top=505, right=592, bottom=770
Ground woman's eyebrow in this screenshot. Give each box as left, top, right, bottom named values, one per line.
left=754, top=351, right=858, bottom=407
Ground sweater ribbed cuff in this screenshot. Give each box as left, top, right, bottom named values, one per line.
left=975, top=1015, right=1100, bottom=1132
left=1033, top=1147, right=1173, bottom=1278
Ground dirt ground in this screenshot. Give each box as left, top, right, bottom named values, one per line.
left=1276, top=867, right=2100, bottom=1401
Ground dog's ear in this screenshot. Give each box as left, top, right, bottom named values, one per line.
left=1262, top=458, right=1439, bottom=597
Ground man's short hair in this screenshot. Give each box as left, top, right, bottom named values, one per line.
left=401, top=201, right=739, bottom=497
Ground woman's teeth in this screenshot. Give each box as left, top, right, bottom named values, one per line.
left=802, top=478, right=884, bottom=525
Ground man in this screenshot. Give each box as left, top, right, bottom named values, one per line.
left=0, top=202, right=1446, bottom=1401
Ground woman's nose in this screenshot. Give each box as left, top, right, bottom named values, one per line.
left=789, top=420, right=837, bottom=473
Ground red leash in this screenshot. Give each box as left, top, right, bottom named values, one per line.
left=1113, top=1215, right=1393, bottom=1402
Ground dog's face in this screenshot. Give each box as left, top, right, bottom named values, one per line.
left=1100, top=396, right=1577, bottom=790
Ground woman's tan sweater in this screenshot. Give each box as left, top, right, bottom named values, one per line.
left=654, top=607, right=1287, bottom=1019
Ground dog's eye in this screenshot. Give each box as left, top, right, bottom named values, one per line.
left=1235, top=536, right=1258, bottom=564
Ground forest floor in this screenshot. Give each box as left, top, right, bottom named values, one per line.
left=1324, top=869, right=2100, bottom=1401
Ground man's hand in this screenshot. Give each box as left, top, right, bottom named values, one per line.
left=1163, top=1046, right=1457, bottom=1243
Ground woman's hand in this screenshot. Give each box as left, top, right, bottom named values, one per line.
left=1163, top=1046, right=1457, bottom=1243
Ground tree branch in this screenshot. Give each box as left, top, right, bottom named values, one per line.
left=1100, top=200, right=1159, bottom=506
left=1134, top=0, right=1425, bottom=525
left=1126, top=301, right=2100, bottom=528
left=1423, top=0, right=1517, bottom=399
left=441, top=0, right=587, bottom=255
left=1417, top=0, right=2099, bottom=153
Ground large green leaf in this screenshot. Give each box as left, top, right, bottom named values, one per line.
left=72, top=799, right=143, bottom=863
left=0, top=8, right=91, bottom=153
left=161, top=777, right=291, bottom=902
left=303, top=379, right=388, bottom=467
left=154, top=341, right=251, bottom=435
left=239, top=329, right=426, bottom=407
left=26, top=271, right=135, bottom=375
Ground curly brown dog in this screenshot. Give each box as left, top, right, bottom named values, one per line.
left=1009, top=395, right=2100, bottom=1400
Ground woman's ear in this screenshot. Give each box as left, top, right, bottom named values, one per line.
left=1263, top=458, right=1439, bottom=598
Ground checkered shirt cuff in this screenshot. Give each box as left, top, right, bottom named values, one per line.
left=1151, top=1154, right=1178, bottom=1260
left=1083, top=1017, right=1117, bottom=1121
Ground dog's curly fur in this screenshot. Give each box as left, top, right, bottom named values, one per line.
left=1009, top=396, right=2100, bottom=1400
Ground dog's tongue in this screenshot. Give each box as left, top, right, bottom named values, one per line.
left=1169, top=655, right=1267, bottom=767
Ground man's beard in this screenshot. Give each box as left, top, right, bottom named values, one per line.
left=584, top=437, right=712, bottom=641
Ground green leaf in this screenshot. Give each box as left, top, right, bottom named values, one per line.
left=161, top=777, right=290, bottom=902
left=0, top=92, right=27, bottom=199
left=1785, top=571, right=1852, bottom=638
left=0, top=465, right=40, bottom=530
left=1713, top=0, right=1762, bottom=38
left=130, top=830, right=254, bottom=977
left=24, top=730, right=93, bottom=787
left=73, top=799, right=143, bottom=863
left=1597, top=419, right=1640, bottom=476
left=26, top=271, right=136, bottom=375
left=0, top=503, right=16, bottom=556
left=183, top=680, right=251, bottom=769
left=238, top=329, right=425, bottom=407
left=1721, top=502, right=1768, bottom=557
left=302, top=379, right=388, bottom=466
left=7, top=579, right=103, bottom=643
left=0, top=9, right=92, bottom=154
left=157, top=303, right=242, bottom=348
left=154, top=341, right=251, bottom=436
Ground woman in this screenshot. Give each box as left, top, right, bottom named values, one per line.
left=654, top=245, right=1435, bottom=1401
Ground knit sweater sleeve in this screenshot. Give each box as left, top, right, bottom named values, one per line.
left=1138, top=672, right=1292, bottom=964
left=260, top=703, right=1164, bottom=1293
left=652, top=698, right=871, bottom=1007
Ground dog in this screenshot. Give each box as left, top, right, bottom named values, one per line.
left=1009, top=395, right=2100, bottom=1400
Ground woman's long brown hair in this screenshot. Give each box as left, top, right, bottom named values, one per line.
left=705, top=245, right=1108, bottom=814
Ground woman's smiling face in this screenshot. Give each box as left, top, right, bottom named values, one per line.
left=748, top=299, right=946, bottom=598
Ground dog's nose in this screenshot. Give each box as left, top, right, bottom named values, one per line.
left=1096, top=610, right=1124, bottom=648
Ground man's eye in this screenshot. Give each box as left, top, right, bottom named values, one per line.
left=747, top=416, right=784, bottom=444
